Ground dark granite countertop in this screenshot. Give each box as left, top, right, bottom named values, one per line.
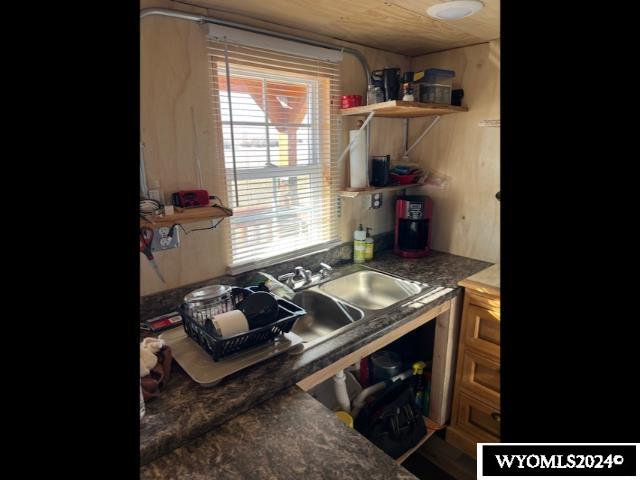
left=140, top=250, right=491, bottom=466
left=140, top=386, right=418, bottom=480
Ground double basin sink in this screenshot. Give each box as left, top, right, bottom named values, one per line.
left=288, top=264, right=435, bottom=350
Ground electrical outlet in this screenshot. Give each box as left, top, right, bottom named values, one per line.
left=150, top=226, right=180, bottom=252
left=370, top=193, right=382, bottom=209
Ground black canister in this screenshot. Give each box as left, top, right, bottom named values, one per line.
left=382, top=68, right=401, bottom=101
left=371, top=155, right=390, bottom=187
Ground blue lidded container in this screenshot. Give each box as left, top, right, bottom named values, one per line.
left=418, top=68, right=455, bottom=105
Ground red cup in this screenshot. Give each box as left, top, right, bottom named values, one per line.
left=390, top=173, right=418, bottom=185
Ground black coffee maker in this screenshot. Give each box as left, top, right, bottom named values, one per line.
left=394, top=195, right=433, bottom=258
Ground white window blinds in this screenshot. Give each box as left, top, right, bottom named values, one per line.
left=207, top=32, right=342, bottom=274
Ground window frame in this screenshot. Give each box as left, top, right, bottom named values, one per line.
left=218, top=66, right=321, bottom=184
left=215, top=62, right=336, bottom=268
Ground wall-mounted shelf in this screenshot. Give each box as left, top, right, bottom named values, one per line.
left=338, top=182, right=425, bottom=198
left=140, top=206, right=232, bottom=228
left=340, top=101, right=468, bottom=118
left=478, top=119, right=500, bottom=127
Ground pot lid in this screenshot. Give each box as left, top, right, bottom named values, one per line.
left=184, top=285, right=232, bottom=303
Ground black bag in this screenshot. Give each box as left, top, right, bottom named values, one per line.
left=355, top=376, right=426, bottom=459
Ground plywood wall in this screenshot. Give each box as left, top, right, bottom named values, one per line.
left=407, top=41, right=500, bottom=263
left=140, top=2, right=410, bottom=295
left=140, top=15, right=230, bottom=295
left=341, top=41, right=501, bottom=264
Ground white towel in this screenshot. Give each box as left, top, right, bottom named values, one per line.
left=140, top=357, right=150, bottom=377
left=140, top=337, right=165, bottom=377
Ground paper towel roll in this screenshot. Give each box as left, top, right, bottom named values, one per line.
left=349, top=130, right=367, bottom=189
left=212, top=310, right=249, bottom=337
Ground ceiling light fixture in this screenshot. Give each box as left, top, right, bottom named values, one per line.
left=426, top=0, right=484, bottom=20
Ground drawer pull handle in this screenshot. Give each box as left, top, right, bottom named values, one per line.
left=491, top=411, right=501, bottom=422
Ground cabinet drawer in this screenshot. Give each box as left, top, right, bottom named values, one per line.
left=464, top=304, right=500, bottom=357
left=455, top=392, right=500, bottom=442
left=460, top=349, right=500, bottom=406
left=467, top=290, right=500, bottom=311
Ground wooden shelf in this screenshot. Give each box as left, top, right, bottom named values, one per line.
left=140, top=205, right=232, bottom=228
left=340, top=101, right=468, bottom=118
left=338, top=183, right=425, bottom=198
left=478, top=119, right=500, bottom=127
left=395, top=417, right=441, bottom=464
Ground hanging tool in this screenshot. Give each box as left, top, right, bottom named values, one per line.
left=140, top=226, right=166, bottom=283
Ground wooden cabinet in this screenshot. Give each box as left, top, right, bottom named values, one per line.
left=463, top=304, right=500, bottom=358
left=459, top=349, right=500, bottom=406
left=446, top=264, right=500, bottom=458
left=455, top=392, right=501, bottom=441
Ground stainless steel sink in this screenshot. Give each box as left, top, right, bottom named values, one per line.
left=290, top=290, right=363, bottom=344
left=284, top=264, right=442, bottom=352
left=318, top=270, right=423, bottom=310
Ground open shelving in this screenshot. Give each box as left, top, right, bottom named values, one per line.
left=139, top=205, right=232, bottom=228
left=337, top=101, right=467, bottom=193
left=338, top=182, right=426, bottom=198
left=340, top=100, right=468, bottom=118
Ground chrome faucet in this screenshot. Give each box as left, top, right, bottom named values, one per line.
left=278, top=263, right=334, bottom=291
left=294, top=266, right=312, bottom=284
left=319, top=262, right=333, bottom=278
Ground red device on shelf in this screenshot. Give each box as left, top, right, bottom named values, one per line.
left=172, top=190, right=210, bottom=208
left=340, top=95, right=362, bottom=109
left=394, top=195, right=433, bottom=258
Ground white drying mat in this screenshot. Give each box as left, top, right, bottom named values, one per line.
left=159, top=327, right=303, bottom=387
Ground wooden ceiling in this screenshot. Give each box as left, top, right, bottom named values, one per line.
left=180, top=0, right=499, bottom=56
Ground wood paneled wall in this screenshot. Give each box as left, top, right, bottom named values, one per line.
left=140, top=1, right=410, bottom=295
left=408, top=41, right=500, bottom=263
left=340, top=41, right=501, bottom=264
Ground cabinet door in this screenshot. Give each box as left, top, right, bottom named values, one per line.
left=464, top=304, right=500, bottom=358
left=460, top=349, right=500, bottom=407
left=455, top=392, right=500, bottom=442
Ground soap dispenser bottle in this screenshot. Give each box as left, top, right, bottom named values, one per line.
left=353, top=224, right=366, bottom=264
left=365, top=227, right=374, bottom=261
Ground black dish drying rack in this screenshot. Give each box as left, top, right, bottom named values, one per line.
left=180, top=287, right=306, bottom=361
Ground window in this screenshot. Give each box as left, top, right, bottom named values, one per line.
left=208, top=40, right=341, bottom=273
